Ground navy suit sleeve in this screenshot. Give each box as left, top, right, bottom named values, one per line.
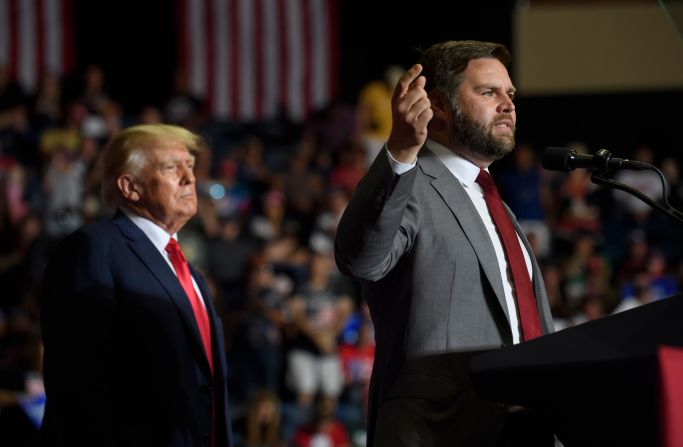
left=40, top=229, right=118, bottom=446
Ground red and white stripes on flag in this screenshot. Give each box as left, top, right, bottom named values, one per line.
left=0, top=0, right=74, bottom=93
left=178, top=0, right=339, bottom=122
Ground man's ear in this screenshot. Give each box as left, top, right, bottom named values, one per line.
left=427, top=91, right=452, bottom=131
left=117, top=175, right=141, bottom=202
left=428, top=91, right=451, bottom=118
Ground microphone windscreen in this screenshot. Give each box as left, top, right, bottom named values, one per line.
left=542, top=147, right=571, bottom=171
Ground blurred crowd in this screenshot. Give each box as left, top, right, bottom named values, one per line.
left=0, top=63, right=681, bottom=446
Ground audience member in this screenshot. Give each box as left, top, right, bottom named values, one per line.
left=328, top=142, right=367, bottom=196
left=0, top=65, right=29, bottom=134
left=41, top=148, right=86, bottom=238
left=79, top=64, right=111, bottom=115
left=356, top=65, right=404, bottom=165
left=611, top=273, right=655, bottom=314
left=230, top=255, right=292, bottom=401
left=239, top=389, right=285, bottom=447
left=613, top=145, right=662, bottom=221
left=284, top=251, right=353, bottom=408
left=31, top=73, right=63, bottom=129
left=499, top=142, right=551, bottom=259
left=291, top=397, right=351, bottom=447
left=164, top=68, right=206, bottom=129
left=309, top=187, right=349, bottom=256
left=337, top=303, right=374, bottom=423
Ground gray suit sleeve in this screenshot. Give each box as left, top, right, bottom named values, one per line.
left=335, top=147, right=419, bottom=281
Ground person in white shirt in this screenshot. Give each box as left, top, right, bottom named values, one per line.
left=335, top=40, right=555, bottom=447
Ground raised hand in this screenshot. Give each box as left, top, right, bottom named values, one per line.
left=386, top=64, right=433, bottom=163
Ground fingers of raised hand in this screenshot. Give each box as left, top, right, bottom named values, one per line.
left=394, top=76, right=431, bottom=127
left=392, top=64, right=423, bottom=101
left=415, top=99, right=433, bottom=128
left=387, top=65, right=432, bottom=156
left=396, top=95, right=431, bottom=128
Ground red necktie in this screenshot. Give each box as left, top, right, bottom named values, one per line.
left=165, top=238, right=214, bottom=372
left=476, top=169, right=542, bottom=341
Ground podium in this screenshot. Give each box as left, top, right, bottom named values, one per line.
left=469, top=294, right=683, bottom=447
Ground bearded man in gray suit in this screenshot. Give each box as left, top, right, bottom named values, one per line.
left=335, top=41, right=556, bottom=447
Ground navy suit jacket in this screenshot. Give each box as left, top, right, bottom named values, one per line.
left=40, top=211, right=232, bottom=447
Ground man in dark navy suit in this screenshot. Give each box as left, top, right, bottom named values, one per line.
left=40, top=124, right=232, bottom=446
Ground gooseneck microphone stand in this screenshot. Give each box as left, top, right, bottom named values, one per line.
left=589, top=149, right=683, bottom=225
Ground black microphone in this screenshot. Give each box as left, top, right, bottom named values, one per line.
left=541, top=147, right=649, bottom=171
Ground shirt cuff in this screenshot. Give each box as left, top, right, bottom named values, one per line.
left=386, top=147, right=417, bottom=175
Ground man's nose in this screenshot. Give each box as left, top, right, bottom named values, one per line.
left=181, top=165, right=196, bottom=184
left=499, top=96, right=515, bottom=114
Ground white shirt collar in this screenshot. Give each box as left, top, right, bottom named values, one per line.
left=120, top=208, right=207, bottom=306
left=122, top=208, right=177, bottom=252
left=425, top=139, right=485, bottom=189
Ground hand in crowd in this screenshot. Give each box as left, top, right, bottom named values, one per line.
left=386, top=63, right=433, bottom=163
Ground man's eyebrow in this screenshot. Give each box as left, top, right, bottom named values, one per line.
left=474, top=83, right=514, bottom=91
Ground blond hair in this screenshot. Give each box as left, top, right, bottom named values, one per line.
left=100, top=124, right=204, bottom=208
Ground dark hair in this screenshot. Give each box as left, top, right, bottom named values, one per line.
left=419, top=40, right=511, bottom=107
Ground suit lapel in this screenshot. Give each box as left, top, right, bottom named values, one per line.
left=418, top=149, right=510, bottom=322
left=112, top=211, right=212, bottom=375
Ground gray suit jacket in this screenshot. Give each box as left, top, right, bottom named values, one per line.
left=335, top=145, right=554, bottom=445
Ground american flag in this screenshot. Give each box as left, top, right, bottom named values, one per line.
left=178, top=0, right=339, bottom=123
left=0, top=0, right=74, bottom=92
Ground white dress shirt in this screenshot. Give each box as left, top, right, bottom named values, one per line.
left=387, top=141, right=533, bottom=344
left=123, top=209, right=207, bottom=309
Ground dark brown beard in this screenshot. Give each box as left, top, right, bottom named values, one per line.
left=451, top=105, right=515, bottom=160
